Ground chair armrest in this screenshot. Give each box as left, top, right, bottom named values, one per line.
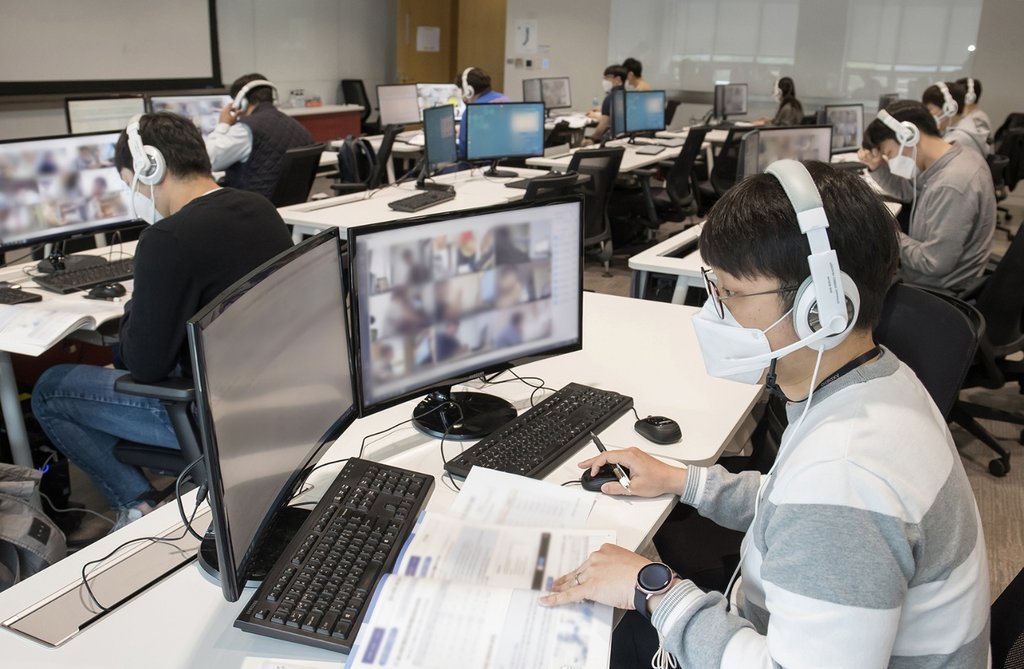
left=330, top=182, right=369, bottom=195
left=115, top=374, right=195, bottom=402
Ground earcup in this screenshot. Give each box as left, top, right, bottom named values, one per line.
left=792, top=273, right=861, bottom=351
left=137, top=145, right=166, bottom=186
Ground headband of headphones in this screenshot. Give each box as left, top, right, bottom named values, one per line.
left=126, top=118, right=166, bottom=187
left=935, top=81, right=958, bottom=118
left=876, top=109, right=920, bottom=148
left=965, top=77, right=977, bottom=106
left=461, top=68, right=476, bottom=101
left=232, top=79, right=278, bottom=112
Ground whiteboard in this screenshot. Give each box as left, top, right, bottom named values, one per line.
left=0, top=0, right=219, bottom=94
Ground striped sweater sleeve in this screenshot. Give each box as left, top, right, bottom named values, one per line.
left=682, top=465, right=763, bottom=532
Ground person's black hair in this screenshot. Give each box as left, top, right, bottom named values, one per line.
left=229, top=73, right=275, bottom=105
left=114, top=112, right=212, bottom=179
left=863, top=99, right=941, bottom=149
left=700, top=161, right=898, bottom=331
left=955, top=77, right=982, bottom=103
left=777, top=76, right=797, bottom=101
left=603, top=65, right=627, bottom=83
left=922, top=82, right=965, bottom=116
left=622, top=57, right=643, bottom=78
left=459, top=68, right=492, bottom=96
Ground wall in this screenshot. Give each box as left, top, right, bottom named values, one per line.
left=0, top=0, right=395, bottom=140
left=457, top=0, right=508, bottom=92
left=503, top=0, right=611, bottom=106
left=970, top=0, right=1024, bottom=132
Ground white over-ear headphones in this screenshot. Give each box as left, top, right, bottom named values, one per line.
left=773, top=78, right=781, bottom=98
left=461, top=68, right=476, bottom=101
left=965, top=77, right=977, bottom=106
left=126, top=119, right=166, bottom=186
left=935, top=81, right=958, bottom=118
left=876, top=108, right=920, bottom=148
left=232, top=79, right=278, bottom=113
left=766, top=159, right=860, bottom=351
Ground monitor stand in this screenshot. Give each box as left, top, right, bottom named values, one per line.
left=482, top=159, right=517, bottom=179
left=412, top=387, right=517, bottom=440
left=197, top=505, right=311, bottom=588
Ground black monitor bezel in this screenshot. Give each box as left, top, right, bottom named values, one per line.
left=822, top=103, right=864, bottom=154
left=464, top=101, right=547, bottom=162
left=146, top=92, right=232, bottom=111
left=713, top=83, right=748, bottom=117
left=376, top=83, right=421, bottom=127
left=187, top=227, right=358, bottom=603
left=63, top=94, right=146, bottom=135
left=347, top=196, right=585, bottom=419
left=624, top=90, right=667, bottom=134
left=0, top=130, right=145, bottom=251
left=422, top=104, right=457, bottom=170
left=610, top=88, right=626, bottom=138
left=739, top=124, right=834, bottom=178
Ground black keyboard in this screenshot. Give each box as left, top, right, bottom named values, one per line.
left=387, top=189, right=456, bottom=212
left=235, top=458, right=433, bottom=652
left=33, top=258, right=134, bottom=294
left=444, top=382, right=634, bottom=480
left=0, top=287, right=42, bottom=305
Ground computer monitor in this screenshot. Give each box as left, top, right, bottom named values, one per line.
left=348, top=198, right=584, bottom=440
left=610, top=88, right=626, bottom=139
left=188, top=228, right=357, bottom=602
left=0, top=132, right=138, bottom=251
left=739, top=125, right=833, bottom=178
left=625, top=90, right=667, bottom=135
left=416, top=83, right=466, bottom=122
left=823, top=104, right=864, bottom=154
left=713, top=84, right=748, bottom=120
left=377, top=84, right=421, bottom=127
left=464, top=102, right=545, bottom=177
left=420, top=105, right=458, bottom=185
left=522, top=78, right=543, bottom=104
left=65, top=95, right=147, bottom=135
left=148, top=94, right=232, bottom=139
left=540, top=77, right=572, bottom=111
left=878, top=93, right=899, bottom=111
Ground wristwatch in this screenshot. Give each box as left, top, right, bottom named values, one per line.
left=634, top=562, right=675, bottom=620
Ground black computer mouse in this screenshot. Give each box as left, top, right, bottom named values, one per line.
left=580, top=464, right=631, bottom=492
left=86, top=282, right=126, bottom=300
left=634, top=415, right=682, bottom=444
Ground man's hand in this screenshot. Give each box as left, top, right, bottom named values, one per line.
left=219, top=103, right=239, bottom=126
left=858, top=147, right=884, bottom=171
left=539, top=544, right=650, bottom=610
left=578, top=446, right=688, bottom=498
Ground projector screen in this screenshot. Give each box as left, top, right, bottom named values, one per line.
left=0, top=0, right=221, bottom=96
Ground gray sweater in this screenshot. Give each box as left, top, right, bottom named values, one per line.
left=869, top=142, right=995, bottom=293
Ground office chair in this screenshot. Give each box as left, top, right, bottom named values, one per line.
left=340, top=79, right=380, bottom=135
left=544, top=120, right=575, bottom=148
left=112, top=375, right=204, bottom=494
left=992, top=565, right=1024, bottom=669
left=332, top=125, right=399, bottom=195
left=800, top=114, right=818, bottom=126
left=664, top=99, right=682, bottom=127
left=269, top=143, right=324, bottom=207
left=988, top=153, right=1012, bottom=238
left=633, top=126, right=710, bottom=228
left=696, top=126, right=755, bottom=215
left=521, top=172, right=580, bottom=202
left=567, top=147, right=624, bottom=276
left=993, top=128, right=1024, bottom=233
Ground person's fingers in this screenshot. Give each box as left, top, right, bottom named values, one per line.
left=538, top=586, right=587, bottom=607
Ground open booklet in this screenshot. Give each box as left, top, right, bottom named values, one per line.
left=345, top=469, right=615, bottom=669
left=0, top=298, right=125, bottom=356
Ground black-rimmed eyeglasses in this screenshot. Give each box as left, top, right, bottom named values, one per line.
left=701, top=266, right=799, bottom=320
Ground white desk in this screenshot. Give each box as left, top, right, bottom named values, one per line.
left=279, top=167, right=551, bottom=243
left=0, top=293, right=762, bottom=668
left=0, top=245, right=137, bottom=468
left=526, top=139, right=683, bottom=174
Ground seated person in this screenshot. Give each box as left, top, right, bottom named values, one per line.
left=922, top=81, right=989, bottom=157
left=457, top=67, right=511, bottom=160
left=954, top=77, right=993, bottom=145
left=755, top=76, right=803, bottom=126
left=205, top=73, right=315, bottom=200
left=622, top=58, right=652, bottom=92
left=32, top=113, right=294, bottom=531
left=540, top=160, right=989, bottom=669
left=583, top=65, right=627, bottom=145
left=859, top=100, right=995, bottom=293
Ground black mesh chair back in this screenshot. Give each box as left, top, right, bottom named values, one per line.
left=975, top=229, right=1024, bottom=355
left=993, top=566, right=1024, bottom=669
left=270, top=143, right=324, bottom=207
left=665, top=99, right=681, bottom=127
left=568, top=147, right=625, bottom=245
left=665, top=126, right=710, bottom=208
left=340, top=79, right=372, bottom=124
left=995, top=128, right=1024, bottom=191
left=801, top=114, right=818, bottom=126
left=544, top=120, right=574, bottom=148
left=366, top=125, right=400, bottom=190
left=874, top=283, right=981, bottom=418
left=989, top=154, right=1010, bottom=191
left=522, top=172, right=580, bottom=202
left=711, top=127, right=755, bottom=196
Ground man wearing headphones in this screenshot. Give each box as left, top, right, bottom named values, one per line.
left=859, top=100, right=995, bottom=294
left=206, top=73, right=315, bottom=200
left=539, top=161, right=989, bottom=669
left=954, top=77, right=993, bottom=147
left=921, top=81, right=989, bottom=157
left=456, top=67, right=510, bottom=160
left=582, top=64, right=627, bottom=146
left=32, top=113, right=293, bottom=533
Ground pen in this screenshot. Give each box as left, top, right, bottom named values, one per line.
left=590, top=432, right=631, bottom=491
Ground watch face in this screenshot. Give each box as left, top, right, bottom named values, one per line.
left=638, top=562, right=673, bottom=593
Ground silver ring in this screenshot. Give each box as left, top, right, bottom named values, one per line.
left=574, top=573, right=581, bottom=586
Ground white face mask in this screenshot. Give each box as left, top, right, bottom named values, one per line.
left=773, top=89, right=783, bottom=103
left=691, top=298, right=794, bottom=385
left=130, top=181, right=162, bottom=225
left=601, top=79, right=613, bottom=94
left=887, top=145, right=918, bottom=179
